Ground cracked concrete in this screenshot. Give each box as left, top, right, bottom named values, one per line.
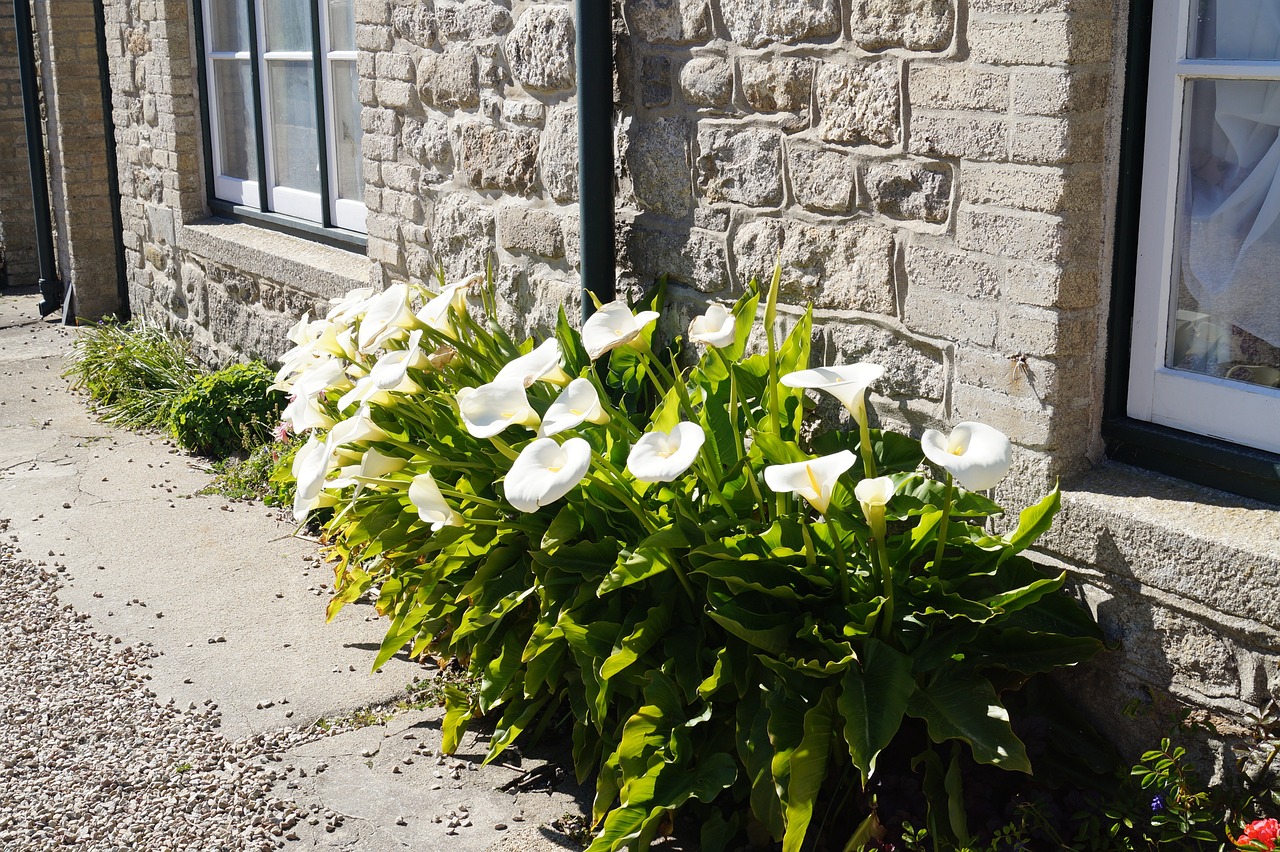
left=0, top=286, right=601, bottom=851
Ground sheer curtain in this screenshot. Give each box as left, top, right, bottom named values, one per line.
left=1181, top=0, right=1280, bottom=373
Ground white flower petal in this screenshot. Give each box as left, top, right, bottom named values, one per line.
left=283, top=394, right=337, bottom=432
left=456, top=382, right=541, bottom=439
left=626, top=422, right=706, bottom=482
left=921, top=421, right=1012, bottom=491
left=292, top=435, right=336, bottom=521
left=688, top=303, right=736, bottom=349
left=329, top=406, right=388, bottom=446
left=495, top=338, right=571, bottom=387
left=853, top=475, right=897, bottom=509
left=780, top=363, right=885, bottom=423
left=504, top=437, right=592, bottom=513
left=540, top=378, right=607, bottom=437
left=580, top=301, right=661, bottom=361
left=358, top=284, right=416, bottom=352
left=409, top=473, right=462, bottom=530
left=763, top=450, right=856, bottom=515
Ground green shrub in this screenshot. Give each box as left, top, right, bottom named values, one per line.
left=169, top=362, right=285, bottom=458
left=63, top=319, right=202, bottom=429
left=205, top=432, right=303, bottom=506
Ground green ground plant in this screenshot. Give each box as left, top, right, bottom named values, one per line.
left=169, top=361, right=285, bottom=457
left=273, top=269, right=1108, bottom=852
left=205, top=432, right=303, bottom=506
left=63, top=319, right=202, bottom=430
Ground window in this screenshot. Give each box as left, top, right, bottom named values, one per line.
left=1128, top=0, right=1280, bottom=455
left=197, top=0, right=366, bottom=234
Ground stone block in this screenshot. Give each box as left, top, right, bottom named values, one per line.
left=679, top=56, right=732, bottom=107
left=540, top=104, right=578, bottom=203
left=402, top=118, right=452, bottom=173
left=1000, top=304, right=1095, bottom=357
left=391, top=5, right=436, bottom=47
left=375, top=79, right=414, bottom=109
left=628, top=117, right=691, bottom=218
left=903, top=284, right=997, bottom=346
left=455, top=122, right=539, bottom=193
left=416, top=48, right=479, bottom=109
left=508, top=6, right=575, bottom=93
left=969, top=15, right=1112, bottom=67
left=970, top=0, right=1108, bottom=10
left=475, top=42, right=510, bottom=87
left=1005, top=261, right=1098, bottom=310
left=908, top=111, right=1007, bottom=160
left=955, top=347, right=1067, bottom=408
left=904, top=241, right=1000, bottom=299
left=850, top=0, right=954, bottom=52
left=356, top=23, right=394, bottom=51
left=695, top=124, right=783, bottom=208
left=740, top=57, right=813, bottom=113
left=1010, top=67, right=1108, bottom=116
left=430, top=193, right=496, bottom=281
left=502, top=99, right=545, bottom=124
left=719, top=0, right=840, bottom=48
left=732, top=218, right=896, bottom=315
left=1010, top=113, right=1105, bottom=165
left=640, top=54, right=673, bottom=107
left=956, top=205, right=1064, bottom=262
left=953, top=382, right=1053, bottom=447
left=497, top=203, right=565, bottom=258
left=624, top=0, right=713, bottom=44
left=785, top=142, right=856, bottom=214
left=864, top=159, right=951, bottom=223
left=629, top=226, right=729, bottom=292
left=961, top=163, right=1069, bottom=213
left=376, top=51, right=415, bottom=82
left=825, top=321, right=946, bottom=401
left=909, top=64, right=1008, bottom=112
left=816, top=61, right=900, bottom=148
left=434, top=0, right=513, bottom=40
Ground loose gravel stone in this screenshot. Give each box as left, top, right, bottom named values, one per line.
left=0, top=518, right=315, bottom=852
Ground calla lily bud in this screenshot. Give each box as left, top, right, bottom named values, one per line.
left=539, top=378, right=609, bottom=437
left=408, top=472, right=463, bottom=530
left=626, top=422, right=706, bottom=483
left=764, top=450, right=856, bottom=516
left=495, top=338, right=572, bottom=387
left=580, top=300, right=661, bottom=361
left=688, top=303, right=736, bottom=349
left=292, top=435, right=337, bottom=521
left=780, top=363, right=885, bottom=425
left=854, top=476, right=897, bottom=540
left=504, top=437, right=592, bottom=513
left=456, top=382, right=541, bottom=438
left=920, top=421, right=1013, bottom=492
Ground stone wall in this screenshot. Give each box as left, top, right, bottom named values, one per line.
left=0, top=0, right=38, bottom=287
left=357, top=0, right=1116, bottom=505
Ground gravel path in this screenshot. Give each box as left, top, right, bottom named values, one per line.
left=0, top=518, right=317, bottom=852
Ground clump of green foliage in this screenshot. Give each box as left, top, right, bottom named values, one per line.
left=63, top=319, right=202, bottom=429
left=205, top=432, right=302, bottom=505
left=169, top=362, right=284, bottom=457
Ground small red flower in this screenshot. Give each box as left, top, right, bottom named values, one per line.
left=1237, top=818, right=1280, bottom=850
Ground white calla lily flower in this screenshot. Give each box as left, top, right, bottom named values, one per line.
left=329, top=406, right=388, bottom=447
left=409, top=473, right=463, bottom=530
left=290, top=357, right=350, bottom=400
left=283, top=393, right=336, bottom=433
left=495, top=338, right=572, bottom=387
left=780, top=363, right=886, bottom=425
left=539, top=378, right=609, bottom=437
left=626, top=422, right=706, bottom=483
left=688, top=303, right=736, bottom=349
left=763, top=450, right=857, bottom=515
left=854, top=475, right=898, bottom=540
left=358, top=283, right=417, bottom=352
left=341, top=331, right=428, bottom=410
left=920, top=422, right=1013, bottom=491
left=504, top=437, right=592, bottom=513
left=329, top=447, right=408, bottom=494
left=292, top=434, right=337, bottom=521
left=286, top=312, right=313, bottom=346
left=580, top=300, right=661, bottom=361
left=456, top=382, right=540, bottom=438
left=326, top=287, right=375, bottom=322
left=416, top=275, right=478, bottom=335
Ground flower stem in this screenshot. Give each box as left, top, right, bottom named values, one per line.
left=875, top=535, right=894, bottom=640
left=857, top=414, right=878, bottom=481
left=436, top=487, right=505, bottom=510
left=932, top=473, right=955, bottom=570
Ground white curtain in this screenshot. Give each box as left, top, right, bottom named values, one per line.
left=1183, top=0, right=1280, bottom=349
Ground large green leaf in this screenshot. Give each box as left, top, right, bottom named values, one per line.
left=782, top=688, right=836, bottom=852
left=838, top=639, right=915, bottom=781
left=441, top=684, right=474, bottom=755
left=600, top=602, right=672, bottom=679
left=969, top=627, right=1104, bottom=675
left=597, top=545, right=674, bottom=596
left=906, top=672, right=1030, bottom=772
left=1001, top=485, right=1060, bottom=558
left=738, top=689, right=784, bottom=839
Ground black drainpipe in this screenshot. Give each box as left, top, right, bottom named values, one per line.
left=93, top=0, right=130, bottom=321
left=575, top=0, right=615, bottom=322
left=12, top=0, right=63, bottom=319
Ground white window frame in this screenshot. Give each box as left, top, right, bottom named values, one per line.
left=1129, top=0, right=1280, bottom=455
left=199, top=0, right=367, bottom=235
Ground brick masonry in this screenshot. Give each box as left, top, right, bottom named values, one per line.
left=0, top=0, right=37, bottom=287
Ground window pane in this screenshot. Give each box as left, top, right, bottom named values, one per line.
left=1191, top=0, right=1280, bottom=59
left=208, top=0, right=249, bottom=52
left=263, top=0, right=313, bottom=52
left=268, top=60, right=320, bottom=193
left=330, top=59, right=363, bottom=201
left=328, top=0, right=356, bottom=51
left=1171, top=78, right=1280, bottom=389
left=212, top=59, right=257, bottom=181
